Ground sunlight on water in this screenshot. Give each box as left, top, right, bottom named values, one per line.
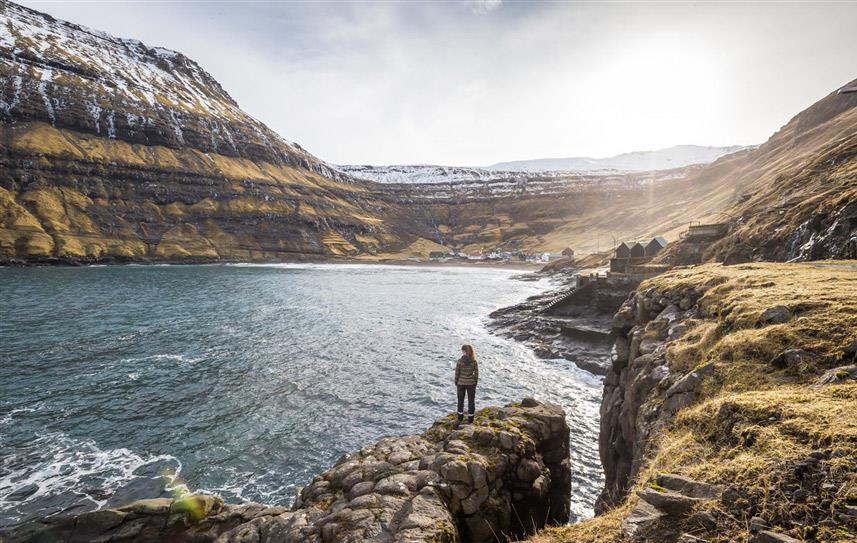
left=0, top=264, right=604, bottom=527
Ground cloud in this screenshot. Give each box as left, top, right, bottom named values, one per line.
left=466, top=0, right=503, bottom=15
left=15, top=0, right=857, bottom=166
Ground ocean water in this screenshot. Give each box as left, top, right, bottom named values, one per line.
left=0, top=263, right=604, bottom=528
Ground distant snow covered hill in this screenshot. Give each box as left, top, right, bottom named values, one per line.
left=488, top=144, right=749, bottom=173
left=337, top=164, right=538, bottom=184
left=338, top=145, right=748, bottom=184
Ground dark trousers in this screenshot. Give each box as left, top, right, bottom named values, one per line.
left=456, top=385, right=476, bottom=420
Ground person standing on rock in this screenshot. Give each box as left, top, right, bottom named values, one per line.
left=455, top=344, right=479, bottom=426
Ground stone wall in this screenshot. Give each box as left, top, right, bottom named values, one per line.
left=14, top=399, right=571, bottom=543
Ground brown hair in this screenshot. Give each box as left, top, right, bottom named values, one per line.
left=461, top=344, right=475, bottom=361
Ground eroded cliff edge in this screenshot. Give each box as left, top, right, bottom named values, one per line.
left=530, top=262, right=857, bottom=543
left=12, top=400, right=571, bottom=543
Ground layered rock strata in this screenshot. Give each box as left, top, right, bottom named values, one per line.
left=597, top=285, right=708, bottom=510
left=15, top=399, right=571, bottom=543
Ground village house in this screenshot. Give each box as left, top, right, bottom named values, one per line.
left=615, top=241, right=635, bottom=259
left=610, top=236, right=669, bottom=273
left=629, top=242, right=646, bottom=258
left=644, top=236, right=668, bottom=257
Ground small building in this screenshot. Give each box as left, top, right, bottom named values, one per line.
left=629, top=242, right=646, bottom=258
left=615, top=241, right=635, bottom=259
left=644, top=236, right=668, bottom=257
left=466, top=251, right=484, bottom=261
left=562, top=247, right=575, bottom=258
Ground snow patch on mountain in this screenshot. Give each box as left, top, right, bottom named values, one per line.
left=339, top=145, right=748, bottom=184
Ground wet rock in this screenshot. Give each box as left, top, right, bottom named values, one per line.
left=759, top=305, right=792, bottom=325
left=6, top=484, right=39, bottom=501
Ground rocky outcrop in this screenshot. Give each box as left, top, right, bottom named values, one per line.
left=620, top=473, right=724, bottom=540
left=597, top=285, right=710, bottom=510
left=489, top=275, right=633, bottom=375
left=14, top=399, right=571, bottom=543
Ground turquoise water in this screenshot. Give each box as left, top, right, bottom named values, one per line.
left=0, top=263, right=603, bottom=527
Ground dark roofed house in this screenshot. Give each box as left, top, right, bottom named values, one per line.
left=645, top=236, right=668, bottom=257
left=630, top=242, right=646, bottom=258
left=562, top=247, right=575, bottom=257
left=615, top=241, right=635, bottom=259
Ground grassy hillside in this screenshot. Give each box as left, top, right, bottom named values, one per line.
left=530, top=262, right=857, bottom=543
left=0, top=122, right=413, bottom=261
left=658, top=81, right=857, bottom=263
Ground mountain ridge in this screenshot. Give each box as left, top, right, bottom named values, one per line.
left=488, top=144, right=749, bottom=173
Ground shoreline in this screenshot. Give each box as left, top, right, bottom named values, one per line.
left=0, top=255, right=546, bottom=272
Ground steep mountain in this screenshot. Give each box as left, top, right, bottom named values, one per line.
left=489, top=144, right=747, bottom=173
left=0, top=1, right=410, bottom=262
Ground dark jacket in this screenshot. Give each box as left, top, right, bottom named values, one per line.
left=455, top=355, right=479, bottom=386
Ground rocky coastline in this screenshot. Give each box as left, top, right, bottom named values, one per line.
left=489, top=271, right=635, bottom=376
left=9, top=400, right=571, bottom=543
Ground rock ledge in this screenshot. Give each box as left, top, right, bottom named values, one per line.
left=16, top=399, right=570, bottom=543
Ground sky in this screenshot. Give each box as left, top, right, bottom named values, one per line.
left=16, top=0, right=857, bottom=166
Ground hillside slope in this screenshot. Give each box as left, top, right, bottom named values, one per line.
left=0, top=1, right=411, bottom=263
left=659, top=81, right=857, bottom=263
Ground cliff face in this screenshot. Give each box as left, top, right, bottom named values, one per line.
left=15, top=399, right=571, bottom=543
left=0, top=1, right=413, bottom=263
left=531, top=262, right=857, bottom=543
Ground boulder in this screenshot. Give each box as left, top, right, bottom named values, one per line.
left=770, top=349, right=814, bottom=369
left=813, top=364, right=857, bottom=386
left=654, top=474, right=724, bottom=499
left=758, top=305, right=792, bottom=325
left=621, top=499, right=665, bottom=539
left=637, top=488, right=703, bottom=517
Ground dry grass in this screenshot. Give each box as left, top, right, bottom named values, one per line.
left=526, top=262, right=857, bottom=542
